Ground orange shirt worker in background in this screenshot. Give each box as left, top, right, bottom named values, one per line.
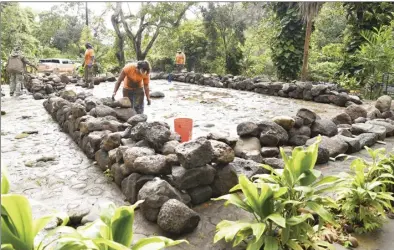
left=175, top=50, right=186, bottom=72
left=112, top=61, right=151, bottom=114
left=83, top=42, right=95, bottom=89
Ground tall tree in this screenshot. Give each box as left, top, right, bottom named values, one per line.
left=270, top=2, right=305, bottom=81
left=298, top=2, right=323, bottom=81
left=111, top=2, right=192, bottom=62
left=201, top=3, right=246, bottom=75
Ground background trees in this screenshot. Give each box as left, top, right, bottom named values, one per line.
left=2, top=1, right=394, bottom=89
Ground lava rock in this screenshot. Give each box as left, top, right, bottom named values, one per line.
left=157, top=199, right=200, bottom=234
left=175, top=137, right=214, bottom=169
left=172, top=165, right=216, bottom=190
left=236, top=121, right=259, bottom=137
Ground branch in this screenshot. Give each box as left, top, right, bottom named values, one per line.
left=142, top=25, right=160, bottom=58
left=111, top=2, right=123, bottom=39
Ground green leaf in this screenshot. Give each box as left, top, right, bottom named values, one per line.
left=264, top=236, right=279, bottom=250
left=286, top=239, right=303, bottom=250
left=214, top=220, right=251, bottom=243
left=99, top=201, right=117, bottom=227
left=306, top=201, right=338, bottom=226
left=213, top=194, right=252, bottom=212
left=1, top=194, right=34, bottom=250
left=246, top=236, right=265, bottom=250
left=250, top=223, right=266, bottom=241
left=238, top=175, right=261, bottom=215
left=1, top=167, right=10, bottom=194
left=132, top=237, right=188, bottom=250
left=111, top=200, right=144, bottom=246
left=1, top=244, right=15, bottom=250
left=287, top=214, right=314, bottom=226
left=266, top=214, right=286, bottom=228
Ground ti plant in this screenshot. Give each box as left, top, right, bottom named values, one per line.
left=1, top=167, right=69, bottom=250
left=213, top=138, right=337, bottom=249
left=39, top=201, right=188, bottom=250
left=336, top=150, right=394, bottom=234
left=1, top=168, right=187, bottom=250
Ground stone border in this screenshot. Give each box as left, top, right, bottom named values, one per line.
left=42, top=90, right=245, bottom=235
left=151, top=72, right=363, bottom=107
left=232, top=95, right=394, bottom=167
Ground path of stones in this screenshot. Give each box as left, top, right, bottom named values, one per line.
left=2, top=81, right=394, bottom=250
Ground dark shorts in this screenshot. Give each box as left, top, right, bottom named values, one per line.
left=123, top=88, right=145, bottom=114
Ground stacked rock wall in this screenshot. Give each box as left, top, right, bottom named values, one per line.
left=43, top=90, right=249, bottom=235
left=233, top=95, right=394, bottom=165
left=151, top=72, right=363, bottom=107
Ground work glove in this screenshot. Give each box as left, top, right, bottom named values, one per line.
left=147, top=99, right=151, bottom=105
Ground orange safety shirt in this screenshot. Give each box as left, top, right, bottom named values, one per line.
left=123, top=63, right=150, bottom=89
left=84, top=48, right=95, bottom=66
left=175, top=53, right=185, bottom=64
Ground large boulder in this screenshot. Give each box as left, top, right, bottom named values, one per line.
left=114, top=108, right=137, bottom=122
left=150, top=91, right=165, bottom=98
left=331, top=113, right=352, bottom=125
left=345, top=105, right=367, bottom=121
left=89, top=105, right=117, bottom=118
left=210, top=164, right=239, bottom=197
left=145, top=124, right=171, bottom=151
left=127, top=114, right=148, bottom=127
left=311, top=119, right=338, bottom=137
left=209, top=140, right=235, bottom=165
left=272, top=116, right=295, bottom=130
left=226, top=157, right=265, bottom=180
left=157, top=199, right=200, bottom=234
left=95, top=149, right=109, bottom=171
left=84, top=97, right=102, bottom=112
left=162, top=140, right=180, bottom=155
left=123, top=147, right=155, bottom=169
left=121, top=173, right=143, bottom=204
left=113, top=97, right=132, bottom=108
left=138, top=178, right=188, bottom=222
left=132, top=155, right=170, bottom=175
left=101, top=132, right=122, bottom=151
left=237, top=121, right=259, bottom=137
left=60, top=74, right=70, bottom=84
left=366, top=120, right=394, bottom=137
left=187, top=186, right=212, bottom=205
left=175, top=137, right=214, bottom=169
left=367, top=108, right=382, bottom=120
left=258, top=120, right=288, bottom=146
left=288, top=135, right=310, bottom=146
left=296, top=108, right=317, bottom=126
left=260, top=147, right=279, bottom=158
left=262, top=158, right=285, bottom=169
left=234, top=137, right=263, bottom=163
left=172, top=165, right=216, bottom=190
left=351, top=123, right=386, bottom=140
left=306, top=136, right=348, bottom=157
left=375, top=95, right=392, bottom=113
left=60, top=90, right=77, bottom=102
left=355, top=133, right=378, bottom=148
left=337, top=135, right=361, bottom=154
left=288, top=126, right=311, bottom=137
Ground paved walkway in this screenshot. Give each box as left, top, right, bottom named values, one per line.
left=1, top=82, right=394, bottom=249
left=1, top=85, right=126, bottom=220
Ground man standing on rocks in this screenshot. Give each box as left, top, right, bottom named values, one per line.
left=112, top=60, right=152, bottom=114
left=5, top=45, right=37, bottom=96
left=175, top=49, right=186, bottom=72
left=83, top=43, right=95, bottom=89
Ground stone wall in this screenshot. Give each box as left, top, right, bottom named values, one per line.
left=232, top=95, right=394, bottom=166
left=25, top=73, right=117, bottom=100
left=151, top=72, right=363, bottom=107
left=42, top=90, right=261, bottom=235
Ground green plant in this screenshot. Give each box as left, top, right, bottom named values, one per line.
left=214, top=139, right=337, bottom=249
left=336, top=73, right=359, bottom=92
left=336, top=154, right=394, bottom=234
left=270, top=2, right=305, bottom=81
left=41, top=200, right=188, bottom=250
left=1, top=168, right=69, bottom=250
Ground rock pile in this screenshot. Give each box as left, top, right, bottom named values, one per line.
left=42, top=90, right=256, bottom=235
left=232, top=95, right=394, bottom=165
left=151, top=72, right=363, bottom=107
left=24, top=73, right=78, bottom=100
left=75, top=72, right=117, bottom=88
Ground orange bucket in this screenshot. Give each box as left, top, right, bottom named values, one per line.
left=174, top=118, right=193, bottom=142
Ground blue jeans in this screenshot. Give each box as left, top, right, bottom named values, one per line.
left=122, top=88, right=145, bottom=114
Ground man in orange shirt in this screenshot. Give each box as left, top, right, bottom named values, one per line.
left=175, top=50, right=186, bottom=72
left=112, top=60, right=151, bottom=114
left=82, top=43, right=95, bottom=89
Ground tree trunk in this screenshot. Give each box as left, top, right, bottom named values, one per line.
left=85, top=2, right=88, bottom=26
left=301, top=20, right=312, bottom=81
